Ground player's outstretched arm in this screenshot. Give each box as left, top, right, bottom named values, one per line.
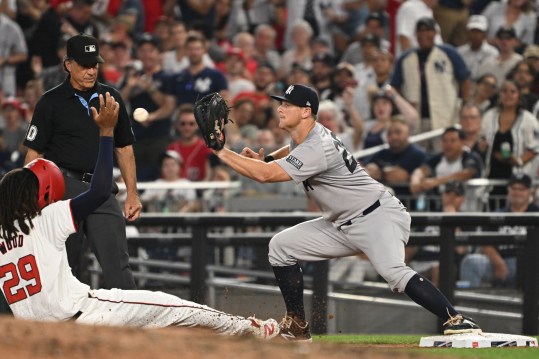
left=215, top=147, right=291, bottom=183
left=70, top=92, right=119, bottom=222
left=240, top=145, right=290, bottom=161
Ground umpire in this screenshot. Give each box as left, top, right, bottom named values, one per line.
left=23, top=33, right=141, bottom=289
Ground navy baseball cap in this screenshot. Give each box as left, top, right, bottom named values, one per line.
left=66, top=33, right=105, bottom=66
left=138, top=32, right=162, bottom=50
left=496, top=26, right=517, bottom=39
left=416, top=17, right=437, bottom=31
left=508, top=173, right=532, bottom=188
left=270, top=84, right=319, bottom=114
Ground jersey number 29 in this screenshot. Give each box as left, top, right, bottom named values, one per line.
left=0, top=255, right=42, bottom=305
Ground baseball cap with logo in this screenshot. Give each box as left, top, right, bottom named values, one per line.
left=270, top=84, right=319, bottom=114
left=508, top=173, right=532, bottom=188
left=496, top=26, right=517, bottom=39
left=467, top=15, right=488, bottom=32
left=66, top=33, right=105, bottom=66
left=138, top=33, right=162, bottom=50
left=415, top=17, right=437, bottom=31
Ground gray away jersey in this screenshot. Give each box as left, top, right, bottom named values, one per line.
left=276, top=123, right=386, bottom=225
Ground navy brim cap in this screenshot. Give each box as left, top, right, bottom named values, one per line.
left=270, top=84, right=319, bottom=114
left=270, top=94, right=319, bottom=114
left=270, top=94, right=302, bottom=107
left=75, top=55, right=105, bottom=66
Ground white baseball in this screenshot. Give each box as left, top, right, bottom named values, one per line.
left=133, top=108, right=149, bottom=122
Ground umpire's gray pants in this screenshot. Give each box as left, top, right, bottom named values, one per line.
left=268, top=192, right=417, bottom=293
left=64, top=176, right=136, bottom=289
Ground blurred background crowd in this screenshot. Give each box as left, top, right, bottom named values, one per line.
left=1, top=0, right=539, bottom=290
left=1, top=0, right=539, bottom=213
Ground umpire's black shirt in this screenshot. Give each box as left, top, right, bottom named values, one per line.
left=24, top=76, right=135, bottom=173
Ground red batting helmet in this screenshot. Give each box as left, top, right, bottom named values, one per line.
left=24, top=159, right=65, bottom=209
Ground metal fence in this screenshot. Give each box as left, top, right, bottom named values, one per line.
left=98, top=212, right=539, bottom=335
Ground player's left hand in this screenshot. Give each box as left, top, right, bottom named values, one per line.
left=124, top=192, right=142, bottom=221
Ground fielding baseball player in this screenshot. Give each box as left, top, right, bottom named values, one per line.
left=0, top=92, right=278, bottom=340
left=212, top=84, right=481, bottom=342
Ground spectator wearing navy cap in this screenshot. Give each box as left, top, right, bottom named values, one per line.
left=460, top=173, right=538, bottom=289
left=395, top=0, right=442, bottom=56
left=311, top=53, right=334, bottom=100
left=119, top=33, right=176, bottom=181
left=392, top=17, right=471, bottom=140
left=168, top=32, right=228, bottom=106
left=476, top=27, right=523, bottom=86
left=481, top=0, right=537, bottom=47
left=342, top=12, right=391, bottom=66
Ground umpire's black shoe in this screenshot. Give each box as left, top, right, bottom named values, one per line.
left=443, top=314, right=482, bottom=335
left=279, top=314, right=312, bottom=343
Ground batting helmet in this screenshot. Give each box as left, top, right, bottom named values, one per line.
left=24, top=159, right=65, bottom=209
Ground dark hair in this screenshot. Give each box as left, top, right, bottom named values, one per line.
left=498, top=79, right=525, bottom=113
left=443, top=126, right=465, bottom=140
left=177, top=103, right=195, bottom=116
left=185, top=31, right=206, bottom=46
left=508, top=60, right=537, bottom=81
left=476, top=73, right=497, bottom=86
left=365, top=12, right=385, bottom=27
left=0, top=169, right=40, bottom=240
left=371, top=91, right=398, bottom=117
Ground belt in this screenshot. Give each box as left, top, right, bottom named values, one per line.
left=60, top=167, right=93, bottom=183
left=342, top=200, right=381, bottom=226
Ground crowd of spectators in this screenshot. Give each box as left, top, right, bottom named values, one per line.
left=2, top=0, right=539, bottom=289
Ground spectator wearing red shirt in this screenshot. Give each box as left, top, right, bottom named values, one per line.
left=166, top=103, right=213, bottom=181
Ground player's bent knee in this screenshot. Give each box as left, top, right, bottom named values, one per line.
left=268, top=235, right=294, bottom=266
left=378, top=265, right=416, bottom=293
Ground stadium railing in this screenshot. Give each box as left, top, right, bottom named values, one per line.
left=86, top=212, right=539, bottom=335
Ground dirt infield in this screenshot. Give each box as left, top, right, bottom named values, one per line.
left=0, top=315, right=438, bottom=359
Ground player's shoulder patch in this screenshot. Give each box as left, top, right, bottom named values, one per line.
left=286, top=155, right=303, bottom=170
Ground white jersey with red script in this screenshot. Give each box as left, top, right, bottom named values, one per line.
left=0, top=200, right=88, bottom=320
left=0, top=200, right=278, bottom=337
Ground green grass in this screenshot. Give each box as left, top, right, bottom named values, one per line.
left=314, top=335, right=539, bottom=358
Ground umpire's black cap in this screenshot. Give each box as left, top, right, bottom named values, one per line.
left=67, top=33, right=105, bottom=66
left=270, top=84, right=319, bottom=114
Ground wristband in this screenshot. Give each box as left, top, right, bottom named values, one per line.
left=264, top=155, right=275, bottom=163
left=516, top=157, right=524, bottom=167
